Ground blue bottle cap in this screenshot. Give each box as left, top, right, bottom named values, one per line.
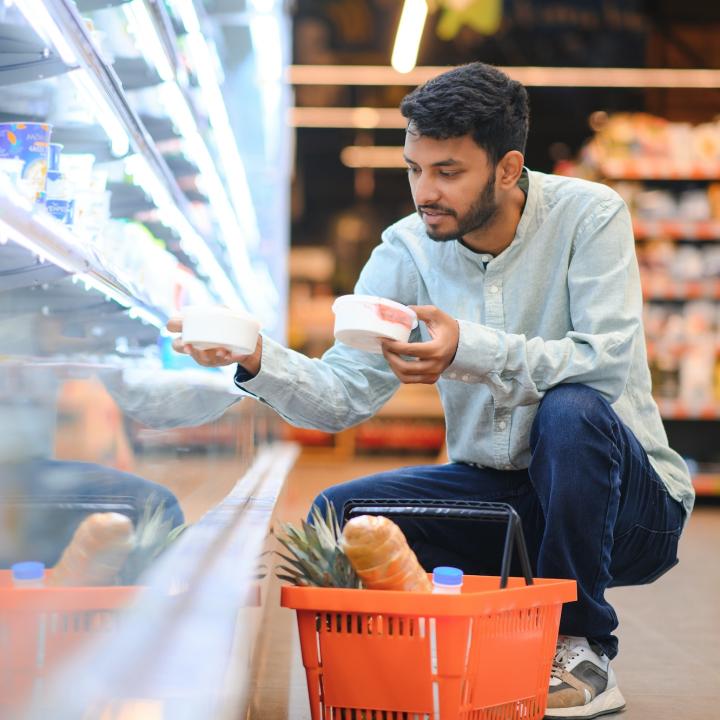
left=11, top=561, right=45, bottom=581
left=432, top=566, right=464, bottom=586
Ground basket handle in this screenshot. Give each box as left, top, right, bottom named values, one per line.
left=341, top=499, right=533, bottom=589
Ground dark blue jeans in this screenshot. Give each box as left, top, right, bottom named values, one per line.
left=313, top=384, right=685, bottom=659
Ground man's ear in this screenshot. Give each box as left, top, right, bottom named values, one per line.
left=496, top=150, right=524, bottom=190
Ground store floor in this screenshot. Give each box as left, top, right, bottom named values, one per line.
left=248, top=451, right=720, bottom=720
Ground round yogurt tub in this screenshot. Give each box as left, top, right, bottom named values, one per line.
left=332, top=295, right=418, bottom=353
left=181, top=305, right=261, bottom=355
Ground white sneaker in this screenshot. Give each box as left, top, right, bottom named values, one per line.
left=544, top=635, right=626, bottom=718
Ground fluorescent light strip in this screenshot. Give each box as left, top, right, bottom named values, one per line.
left=1, top=219, right=77, bottom=275
left=122, top=0, right=175, bottom=83
left=340, top=145, right=405, bottom=168
left=250, top=13, right=283, bottom=83
left=16, top=0, right=78, bottom=65
left=391, top=0, right=427, bottom=74
left=0, top=191, right=164, bottom=328
left=157, top=83, right=246, bottom=256
left=125, top=154, right=241, bottom=308
left=171, top=0, right=262, bottom=253
left=75, top=272, right=164, bottom=328
left=68, top=70, right=131, bottom=157
left=290, top=107, right=405, bottom=129
left=14, top=0, right=131, bottom=157
left=288, top=65, right=720, bottom=88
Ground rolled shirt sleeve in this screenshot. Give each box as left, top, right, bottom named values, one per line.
left=235, top=233, right=421, bottom=431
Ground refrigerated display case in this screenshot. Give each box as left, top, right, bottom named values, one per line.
left=0, top=0, right=294, bottom=716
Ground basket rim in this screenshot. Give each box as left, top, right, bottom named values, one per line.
left=281, top=574, right=576, bottom=615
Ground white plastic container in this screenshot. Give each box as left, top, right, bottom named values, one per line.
left=181, top=305, right=261, bottom=355
left=432, top=566, right=464, bottom=594
left=332, top=294, right=417, bottom=353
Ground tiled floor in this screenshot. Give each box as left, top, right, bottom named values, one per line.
left=248, top=452, right=720, bottom=720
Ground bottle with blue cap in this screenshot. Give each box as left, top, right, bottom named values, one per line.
left=11, top=561, right=46, bottom=588
left=432, top=566, right=464, bottom=594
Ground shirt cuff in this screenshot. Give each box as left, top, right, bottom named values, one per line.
left=443, top=320, right=503, bottom=381
left=232, top=335, right=289, bottom=399
left=234, top=364, right=257, bottom=383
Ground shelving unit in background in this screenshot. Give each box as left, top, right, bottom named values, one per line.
left=560, top=114, right=720, bottom=496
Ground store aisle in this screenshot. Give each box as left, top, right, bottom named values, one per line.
left=248, top=451, right=720, bottom=720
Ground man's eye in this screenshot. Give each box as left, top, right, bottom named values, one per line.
left=406, top=166, right=419, bottom=174
left=439, top=171, right=458, bottom=177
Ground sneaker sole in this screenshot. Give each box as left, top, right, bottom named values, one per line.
left=543, top=685, right=626, bottom=719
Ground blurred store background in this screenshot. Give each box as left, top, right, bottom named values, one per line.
left=284, top=0, right=720, bottom=493
left=1, top=0, right=719, bottom=718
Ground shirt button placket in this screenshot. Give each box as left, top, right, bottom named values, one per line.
left=485, top=276, right=504, bottom=329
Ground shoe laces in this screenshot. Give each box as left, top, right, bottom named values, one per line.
left=550, top=636, right=583, bottom=679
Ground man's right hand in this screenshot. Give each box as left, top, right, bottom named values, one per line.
left=166, top=316, right=263, bottom=375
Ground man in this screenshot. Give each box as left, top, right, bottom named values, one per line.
left=169, top=63, right=693, bottom=718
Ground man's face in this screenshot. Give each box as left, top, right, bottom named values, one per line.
left=403, top=131, right=499, bottom=241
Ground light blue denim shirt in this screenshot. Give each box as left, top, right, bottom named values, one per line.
left=237, top=169, right=694, bottom=516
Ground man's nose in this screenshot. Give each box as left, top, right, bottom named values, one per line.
left=413, top=173, right=441, bottom=206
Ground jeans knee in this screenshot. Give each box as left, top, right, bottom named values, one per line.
left=531, top=384, right=609, bottom=449
left=308, top=481, right=364, bottom=525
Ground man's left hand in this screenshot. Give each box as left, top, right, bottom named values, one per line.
left=381, top=305, right=459, bottom=384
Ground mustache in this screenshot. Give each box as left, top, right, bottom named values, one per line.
left=417, top=204, right=456, bottom=216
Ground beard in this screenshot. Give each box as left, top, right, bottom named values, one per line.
left=418, top=174, right=499, bottom=242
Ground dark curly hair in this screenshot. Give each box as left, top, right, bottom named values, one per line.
left=400, top=62, right=529, bottom=165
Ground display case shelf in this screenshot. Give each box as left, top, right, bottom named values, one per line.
left=75, top=0, right=132, bottom=10
left=634, top=219, right=720, bottom=240
left=655, top=398, right=720, bottom=420
left=0, top=21, right=73, bottom=86
left=0, top=182, right=167, bottom=327
left=692, top=473, right=720, bottom=496
left=642, top=278, right=720, bottom=301
left=8, top=0, right=245, bottom=308
left=646, top=339, right=720, bottom=359
left=600, top=158, right=720, bottom=180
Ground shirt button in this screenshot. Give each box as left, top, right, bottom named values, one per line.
left=489, top=285, right=499, bottom=294
left=498, top=420, right=507, bottom=430
left=462, top=374, right=470, bottom=381
left=481, top=255, right=492, bottom=262
left=448, top=372, right=457, bottom=379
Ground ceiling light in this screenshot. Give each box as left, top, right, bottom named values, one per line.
left=391, top=0, right=428, bottom=74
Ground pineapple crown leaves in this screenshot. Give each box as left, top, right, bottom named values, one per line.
left=274, top=498, right=360, bottom=589
left=119, top=494, right=187, bottom=584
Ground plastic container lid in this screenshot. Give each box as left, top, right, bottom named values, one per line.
left=432, top=566, right=464, bottom=586
left=11, top=561, right=45, bottom=581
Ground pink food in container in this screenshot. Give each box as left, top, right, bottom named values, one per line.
left=331, top=295, right=418, bottom=353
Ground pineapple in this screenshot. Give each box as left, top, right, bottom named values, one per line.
left=275, top=501, right=360, bottom=588
left=118, top=496, right=187, bottom=584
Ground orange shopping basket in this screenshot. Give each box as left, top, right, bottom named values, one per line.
left=281, top=500, right=577, bottom=720
left=0, top=570, right=135, bottom=712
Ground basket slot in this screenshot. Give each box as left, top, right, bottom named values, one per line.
left=319, top=612, right=434, bottom=713
left=345, top=706, right=418, bottom=718
left=465, top=695, right=544, bottom=719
